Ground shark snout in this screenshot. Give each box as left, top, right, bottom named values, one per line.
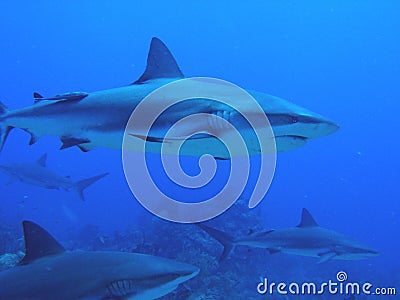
left=297, top=114, right=340, bottom=139
left=365, top=248, right=380, bottom=257
left=340, top=246, right=380, bottom=260
left=171, top=262, right=200, bottom=280
left=147, top=256, right=200, bottom=284
left=138, top=254, right=199, bottom=281
left=275, top=113, right=338, bottom=138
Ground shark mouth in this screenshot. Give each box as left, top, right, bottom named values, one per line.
left=107, top=274, right=185, bottom=298
left=274, top=135, right=308, bottom=151
left=129, top=132, right=309, bottom=154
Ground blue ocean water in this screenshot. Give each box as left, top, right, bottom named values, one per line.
left=0, top=1, right=398, bottom=299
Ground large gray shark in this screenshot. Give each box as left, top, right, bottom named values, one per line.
left=198, top=208, right=379, bottom=263
left=0, top=38, right=338, bottom=158
left=0, top=221, right=199, bottom=300
left=0, top=153, right=107, bottom=200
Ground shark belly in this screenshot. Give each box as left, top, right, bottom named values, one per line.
left=279, top=247, right=327, bottom=258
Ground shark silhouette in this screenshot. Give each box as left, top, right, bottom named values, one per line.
left=0, top=221, right=199, bottom=299
left=0, top=38, right=338, bottom=158
left=198, top=208, right=379, bottom=263
left=0, top=153, right=107, bottom=200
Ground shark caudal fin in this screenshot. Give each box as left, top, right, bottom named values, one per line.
left=196, top=223, right=235, bottom=262
left=0, top=101, right=12, bottom=152
left=74, top=173, right=108, bottom=201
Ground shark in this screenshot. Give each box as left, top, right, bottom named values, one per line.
left=0, top=220, right=199, bottom=299
left=0, top=153, right=107, bottom=200
left=197, top=208, right=379, bottom=263
left=0, top=37, right=338, bottom=158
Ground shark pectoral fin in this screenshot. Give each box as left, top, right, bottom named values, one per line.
left=133, top=37, right=184, bottom=84
left=267, top=248, right=281, bottom=255
left=317, top=251, right=337, bottom=264
left=77, top=143, right=96, bottom=152
left=60, top=137, right=90, bottom=150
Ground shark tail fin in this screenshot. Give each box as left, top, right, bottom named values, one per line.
left=0, top=101, right=12, bottom=152
left=74, top=173, right=108, bottom=201
left=196, top=223, right=235, bottom=262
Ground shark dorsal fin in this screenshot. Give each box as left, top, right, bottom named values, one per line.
left=297, top=208, right=319, bottom=228
left=19, top=221, right=65, bottom=265
left=36, top=153, right=47, bottom=167
left=33, top=92, right=44, bottom=99
left=133, top=37, right=184, bottom=84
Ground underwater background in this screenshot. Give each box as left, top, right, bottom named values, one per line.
left=0, top=1, right=398, bottom=299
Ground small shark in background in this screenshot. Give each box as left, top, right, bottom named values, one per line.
left=0, top=221, right=199, bottom=299
left=0, top=37, right=339, bottom=158
left=197, top=208, right=379, bottom=263
left=0, top=153, right=107, bottom=200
